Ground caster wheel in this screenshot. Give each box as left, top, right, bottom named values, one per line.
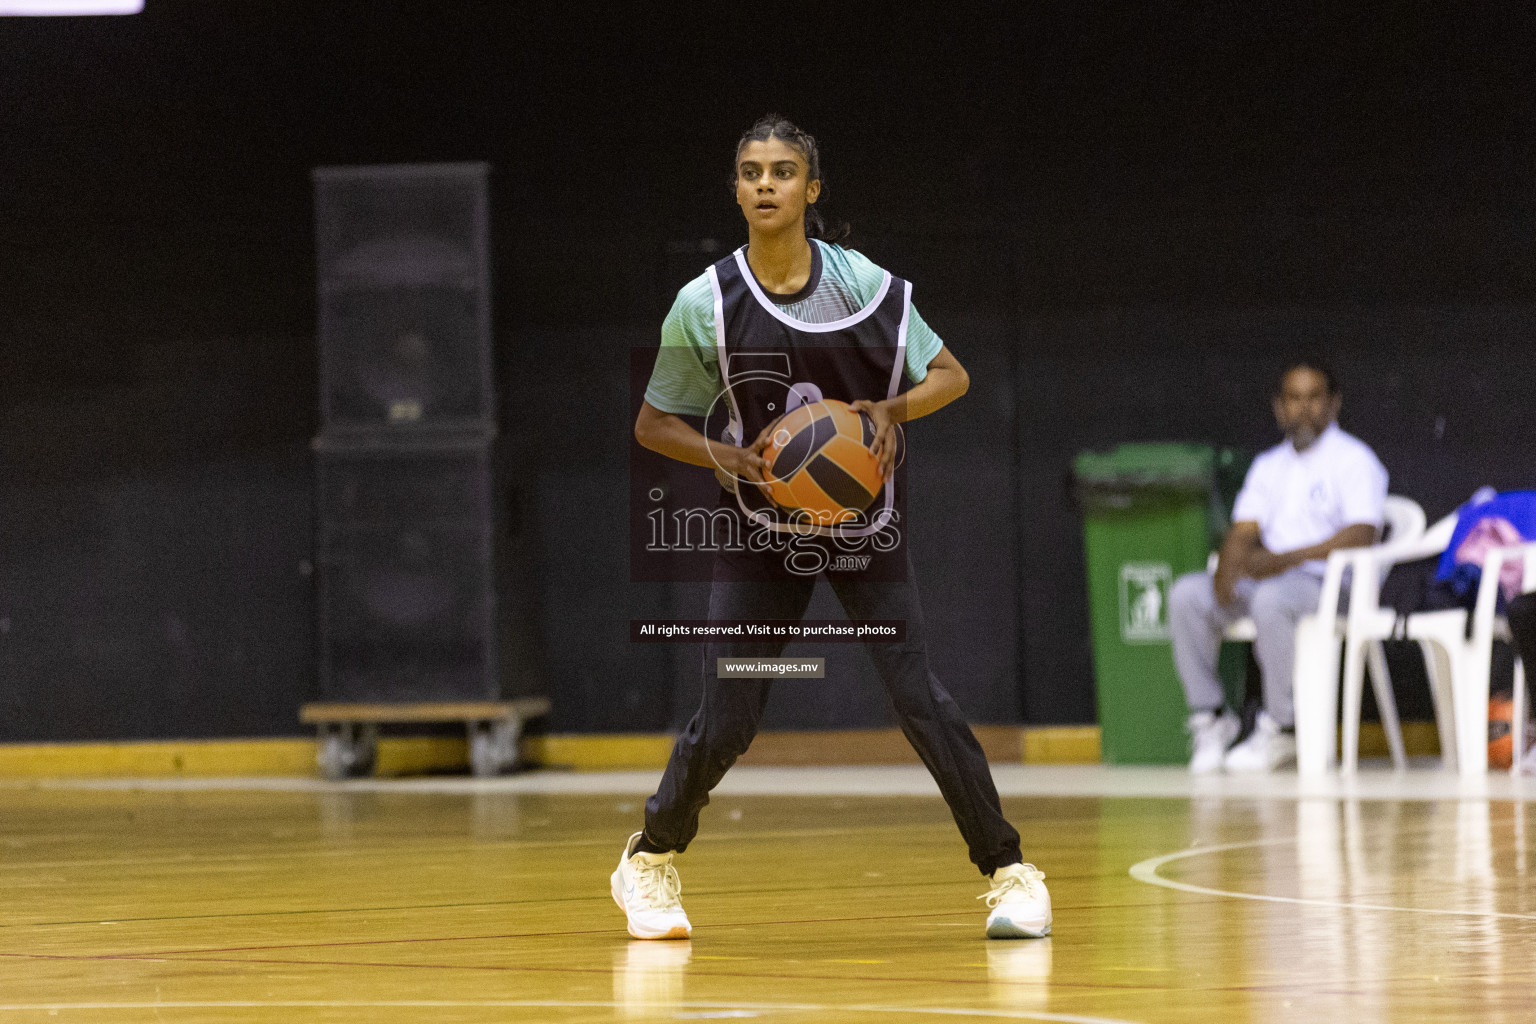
left=469, top=719, right=518, bottom=777
left=316, top=724, right=378, bottom=780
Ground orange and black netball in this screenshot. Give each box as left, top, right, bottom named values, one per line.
left=761, top=399, right=886, bottom=524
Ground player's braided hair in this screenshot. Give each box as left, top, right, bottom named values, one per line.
left=733, top=114, right=852, bottom=247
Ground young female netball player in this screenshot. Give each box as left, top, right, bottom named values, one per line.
left=614, top=115, right=1049, bottom=940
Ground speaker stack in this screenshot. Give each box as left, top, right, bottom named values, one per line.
left=311, top=163, right=498, bottom=703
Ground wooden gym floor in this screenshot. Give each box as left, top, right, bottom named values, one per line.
left=0, top=766, right=1532, bottom=1022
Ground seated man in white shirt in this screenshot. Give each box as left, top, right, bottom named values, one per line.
left=1171, top=358, right=1387, bottom=772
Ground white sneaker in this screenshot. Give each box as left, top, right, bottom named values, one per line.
left=1187, top=709, right=1240, bottom=774
left=610, top=832, right=692, bottom=940
left=1222, top=711, right=1296, bottom=773
left=980, top=862, right=1051, bottom=938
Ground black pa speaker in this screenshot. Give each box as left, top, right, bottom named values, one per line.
left=314, top=437, right=497, bottom=702
left=313, top=162, right=493, bottom=434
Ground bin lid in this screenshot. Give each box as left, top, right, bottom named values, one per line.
left=1072, top=443, right=1215, bottom=490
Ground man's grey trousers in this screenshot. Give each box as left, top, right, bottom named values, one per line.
left=1169, top=568, right=1323, bottom=728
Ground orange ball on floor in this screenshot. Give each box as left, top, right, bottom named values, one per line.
left=1488, top=695, right=1515, bottom=770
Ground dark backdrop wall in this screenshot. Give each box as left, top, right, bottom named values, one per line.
left=1, top=3, right=1533, bottom=739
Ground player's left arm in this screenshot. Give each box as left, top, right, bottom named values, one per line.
left=851, top=346, right=969, bottom=478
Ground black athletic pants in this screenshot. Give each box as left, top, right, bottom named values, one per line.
left=643, top=546, right=1023, bottom=876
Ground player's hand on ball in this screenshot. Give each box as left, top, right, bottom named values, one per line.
left=749, top=418, right=780, bottom=461
left=721, top=436, right=771, bottom=494
left=850, top=399, right=896, bottom=480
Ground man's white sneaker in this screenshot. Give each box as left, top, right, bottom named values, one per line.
left=1222, top=711, right=1296, bottom=773
left=1187, top=709, right=1240, bottom=774
left=980, top=862, right=1051, bottom=938
left=610, top=832, right=692, bottom=940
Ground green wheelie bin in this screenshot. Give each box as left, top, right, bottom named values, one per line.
left=1073, top=444, right=1225, bottom=764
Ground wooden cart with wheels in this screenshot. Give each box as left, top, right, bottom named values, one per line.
left=300, top=698, right=551, bottom=780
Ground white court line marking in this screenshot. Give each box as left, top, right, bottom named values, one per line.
left=1129, top=838, right=1536, bottom=920
left=0, top=999, right=1147, bottom=1023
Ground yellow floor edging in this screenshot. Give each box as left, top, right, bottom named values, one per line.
left=1358, top=720, right=1441, bottom=758
left=522, top=733, right=677, bottom=771
left=0, top=735, right=670, bottom=778
left=375, top=737, right=470, bottom=775
left=0, top=720, right=1448, bottom=777
left=1022, top=726, right=1102, bottom=765
left=0, top=737, right=470, bottom=778
left=0, top=738, right=313, bottom=778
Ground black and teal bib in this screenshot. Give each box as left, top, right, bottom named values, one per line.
left=706, top=246, right=910, bottom=539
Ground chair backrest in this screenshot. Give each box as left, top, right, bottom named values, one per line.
left=1420, top=508, right=1461, bottom=554
left=1381, top=495, right=1426, bottom=546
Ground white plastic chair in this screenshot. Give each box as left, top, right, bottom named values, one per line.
left=1287, top=496, right=1427, bottom=775
left=1336, top=511, right=1533, bottom=776
left=1207, top=496, right=1426, bottom=775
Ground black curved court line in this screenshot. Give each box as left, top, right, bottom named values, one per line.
left=0, top=820, right=957, bottom=874
left=0, top=875, right=1068, bottom=930
left=0, top=894, right=1114, bottom=963
left=0, top=947, right=1193, bottom=995
left=80, top=908, right=987, bottom=958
